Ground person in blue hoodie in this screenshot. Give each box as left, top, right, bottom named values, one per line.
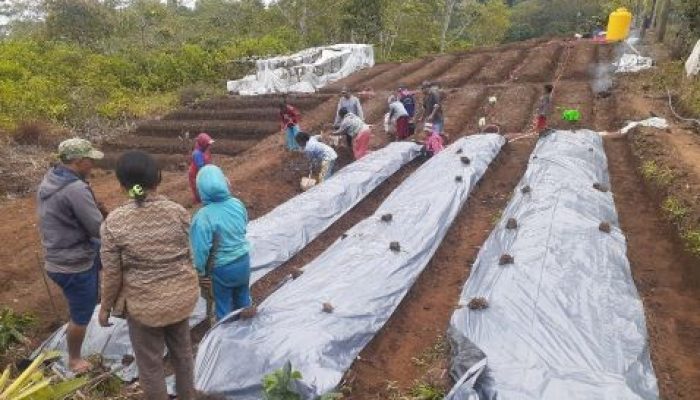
left=190, top=165, right=255, bottom=320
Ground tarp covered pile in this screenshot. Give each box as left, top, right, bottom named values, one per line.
left=227, top=44, right=374, bottom=95
left=194, top=134, right=505, bottom=399
left=447, top=130, right=658, bottom=400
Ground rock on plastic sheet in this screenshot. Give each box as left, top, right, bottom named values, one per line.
left=447, top=130, right=659, bottom=400
left=248, top=141, right=420, bottom=284
left=194, top=134, right=505, bottom=399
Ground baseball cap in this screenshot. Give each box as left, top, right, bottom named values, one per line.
left=58, top=138, right=104, bottom=161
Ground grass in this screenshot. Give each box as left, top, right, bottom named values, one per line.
left=682, top=229, right=700, bottom=256
left=408, top=382, right=445, bottom=400
left=640, top=160, right=676, bottom=187
left=662, top=196, right=689, bottom=222
left=0, top=308, right=34, bottom=355
left=411, top=336, right=448, bottom=369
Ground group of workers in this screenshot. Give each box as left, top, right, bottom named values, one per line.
left=37, top=138, right=255, bottom=400
left=34, top=78, right=557, bottom=400
left=275, top=81, right=449, bottom=184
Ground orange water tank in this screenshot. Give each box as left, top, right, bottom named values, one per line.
left=607, top=7, right=633, bottom=42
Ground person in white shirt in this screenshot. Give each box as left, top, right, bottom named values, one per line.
left=295, top=132, right=338, bottom=183
left=332, top=107, right=372, bottom=160
left=388, top=95, right=410, bottom=140
left=334, top=87, right=364, bottom=126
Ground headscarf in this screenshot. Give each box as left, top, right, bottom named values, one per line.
left=195, top=132, right=214, bottom=151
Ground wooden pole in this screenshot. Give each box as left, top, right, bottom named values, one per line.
left=656, top=0, right=670, bottom=43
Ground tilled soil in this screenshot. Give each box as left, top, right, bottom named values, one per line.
left=251, top=159, right=423, bottom=302
left=3, top=38, right=699, bottom=400
left=605, top=136, right=700, bottom=399
left=434, top=53, right=491, bottom=88
left=343, top=138, right=537, bottom=398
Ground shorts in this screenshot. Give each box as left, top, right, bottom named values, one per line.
left=48, top=261, right=99, bottom=326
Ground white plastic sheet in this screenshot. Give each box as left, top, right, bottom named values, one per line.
left=194, top=134, right=505, bottom=399
left=620, top=117, right=669, bottom=134
left=248, top=141, right=420, bottom=283
left=615, top=53, right=653, bottom=73
left=227, top=44, right=374, bottom=95
left=33, top=142, right=419, bottom=381
left=685, top=39, right=700, bottom=77
left=447, top=130, right=659, bottom=400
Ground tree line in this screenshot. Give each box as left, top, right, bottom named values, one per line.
left=0, top=0, right=696, bottom=131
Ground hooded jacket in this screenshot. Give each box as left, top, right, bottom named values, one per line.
left=37, top=165, right=103, bottom=273
left=190, top=165, right=250, bottom=275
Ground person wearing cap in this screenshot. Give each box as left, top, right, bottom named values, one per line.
left=188, top=132, right=214, bottom=204
left=37, top=138, right=105, bottom=373
left=334, top=87, right=364, bottom=126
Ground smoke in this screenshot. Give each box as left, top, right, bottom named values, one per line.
left=590, top=63, right=613, bottom=94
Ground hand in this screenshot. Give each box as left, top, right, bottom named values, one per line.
left=199, top=276, right=212, bottom=291
left=97, top=202, right=109, bottom=218
left=98, top=308, right=112, bottom=327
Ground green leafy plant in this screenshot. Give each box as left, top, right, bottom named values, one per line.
left=261, top=362, right=303, bottom=400
left=409, top=382, right=445, bottom=400
left=0, top=308, right=34, bottom=354
left=682, top=229, right=700, bottom=256
left=0, top=351, right=89, bottom=400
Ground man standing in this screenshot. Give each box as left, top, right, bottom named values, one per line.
left=420, top=81, right=445, bottom=136
left=37, top=138, right=105, bottom=373
left=334, top=87, right=364, bottom=126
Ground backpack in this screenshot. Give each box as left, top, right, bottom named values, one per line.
left=400, top=93, right=416, bottom=118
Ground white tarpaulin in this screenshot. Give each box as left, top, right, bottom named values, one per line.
left=615, top=53, right=653, bottom=73
left=194, top=134, right=505, bottom=399
left=620, top=117, right=669, bottom=134
left=686, top=39, right=700, bottom=77
left=32, top=142, right=418, bottom=381
left=447, top=130, right=658, bottom=400
left=227, top=44, right=374, bottom=95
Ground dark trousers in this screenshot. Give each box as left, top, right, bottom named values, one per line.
left=128, top=317, right=195, bottom=400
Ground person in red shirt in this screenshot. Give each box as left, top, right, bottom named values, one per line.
left=188, top=132, right=213, bottom=204
left=279, top=101, right=301, bottom=151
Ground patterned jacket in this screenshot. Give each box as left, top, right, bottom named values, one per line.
left=100, top=196, right=199, bottom=327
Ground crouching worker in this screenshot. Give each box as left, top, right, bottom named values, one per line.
left=422, top=123, right=444, bottom=157
left=99, top=151, right=199, bottom=400
left=296, top=132, right=338, bottom=183
left=333, top=107, right=372, bottom=160
left=190, top=165, right=256, bottom=321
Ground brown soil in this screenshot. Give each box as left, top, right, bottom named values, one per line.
left=434, top=54, right=491, bottom=88
left=605, top=136, right=700, bottom=399
left=135, top=120, right=278, bottom=139
left=513, top=42, right=563, bottom=82
left=470, top=49, right=525, bottom=84
left=550, top=81, right=594, bottom=130
left=488, top=84, right=539, bottom=133
left=562, top=41, right=597, bottom=80
left=163, top=107, right=280, bottom=121
left=360, top=58, right=433, bottom=91
left=441, top=87, right=488, bottom=135
left=251, top=159, right=422, bottom=302
left=344, top=138, right=537, bottom=398
left=396, top=55, right=459, bottom=88
left=321, top=63, right=396, bottom=93
left=3, top=38, right=700, bottom=400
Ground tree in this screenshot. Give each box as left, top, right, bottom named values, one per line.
left=44, top=0, right=116, bottom=48
left=341, top=0, right=386, bottom=43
